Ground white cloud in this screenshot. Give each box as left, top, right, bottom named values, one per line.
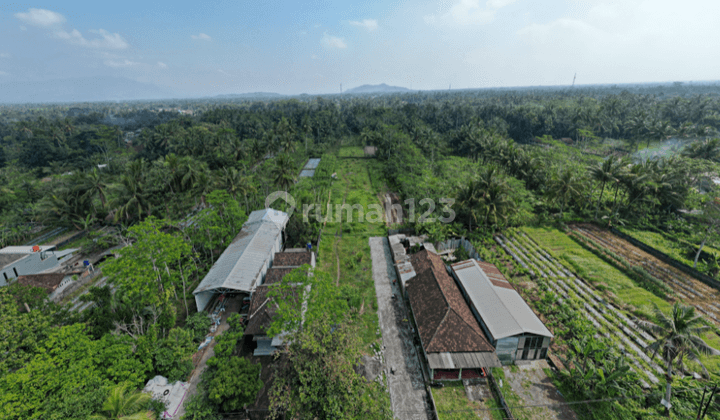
left=311, top=54, right=319, bottom=60
left=14, top=8, right=65, bottom=27
left=0, top=53, right=9, bottom=59
left=0, top=71, right=8, bottom=76
left=104, top=59, right=138, bottom=67
left=20, top=26, right=27, bottom=31
left=349, top=19, right=378, bottom=31
left=158, top=61, right=168, bottom=68
left=55, top=28, right=129, bottom=49
left=513, top=0, right=720, bottom=85
left=486, top=0, right=518, bottom=8
left=321, top=33, right=347, bottom=49
left=427, top=0, right=518, bottom=26
left=191, top=33, right=211, bottom=40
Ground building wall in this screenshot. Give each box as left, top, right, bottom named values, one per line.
left=514, top=334, right=550, bottom=362
left=1, top=252, right=64, bottom=286
left=496, top=337, right=520, bottom=365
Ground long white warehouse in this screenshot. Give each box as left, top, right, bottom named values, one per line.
left=192, top=208, right=288, bottom=311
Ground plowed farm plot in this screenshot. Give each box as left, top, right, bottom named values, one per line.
left=569, top=224, right=720, bottom=327
left=494, top=230, right=668, bottom=386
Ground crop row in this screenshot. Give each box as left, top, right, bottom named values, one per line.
left=569, top=224, right=720, bottom=327
left=494, top=231, right=685, bottom=386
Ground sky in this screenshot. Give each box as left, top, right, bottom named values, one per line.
left=0, top=0, right=719, bottom=97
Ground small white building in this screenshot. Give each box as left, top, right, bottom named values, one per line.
left=0, top=246, right=78, bottom=287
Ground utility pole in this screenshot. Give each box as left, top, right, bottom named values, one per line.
left=340, top=83, right=342, bottom=94
left=572, top=73, right=577, bottom=88
left=697, top=385, right=717, bottom=419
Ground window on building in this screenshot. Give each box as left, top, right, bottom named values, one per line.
left=2, top=272, right=7, bottom=281
left=13, top=267, right=18, bottom=277
left=540, top=348, right=548, bottom=359
left=521, top=335, right=545, bottom=359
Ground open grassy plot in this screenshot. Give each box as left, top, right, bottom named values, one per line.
left=433, top=380, right=498, bottom=420
left=318, top=147, right=386, bottom=347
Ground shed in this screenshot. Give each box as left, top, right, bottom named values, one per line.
left=192, top=209, right=289, bottom=311
left=406, top=249, right=500, bottom=380
left=451, top=259, right=553, bottom=365
left=0, top=245, right=78, bottom=287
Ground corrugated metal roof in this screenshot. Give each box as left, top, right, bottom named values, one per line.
left=192, top=209, right=288, bottom=295
left=246, top=208, right=289, bottom=230
left=427, top=351, right=502, bottom=369
left=0, top=245, right=55, bottom=254
left=452, top=259, right=552, bottom=340
left=303, top=158, right=321, bottom=169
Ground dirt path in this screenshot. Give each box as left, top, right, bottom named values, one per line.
left=503, top=360, right=577, bottom=420
left=370, top=237, right=432, bottom=420
left=173, top=297, right=240, bottom=419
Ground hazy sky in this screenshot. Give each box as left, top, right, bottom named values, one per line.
left=0, top=0, right=719, bottom=96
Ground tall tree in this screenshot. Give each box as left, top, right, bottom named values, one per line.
left=547, top=166, right=585, bottom=219
left=639, top=303, right=720, bottom=417
left=589, top=156, right=621, bottom=219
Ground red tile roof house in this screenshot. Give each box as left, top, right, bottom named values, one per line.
left=406, top=249, right=501, bottom=381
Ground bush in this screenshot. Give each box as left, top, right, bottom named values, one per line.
left=185, top=312, right=212, bottom=343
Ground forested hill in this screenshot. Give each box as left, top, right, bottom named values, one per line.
left=344, top=83, right=410, bottom=94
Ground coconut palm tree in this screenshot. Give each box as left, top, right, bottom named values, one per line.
left=112, top=175, right=152, bottom=222
left=272, top=153, right=297, bottom=192
left=683, top=138, right=720, bottom=162
left=547, top=166, right=584, bottom=219
left=638, top=302, right=720, bottom=417
left=89, top=384, right=153, bottom=420
left=82, top=167, right=109, bottom=210
left=217, top=167, right=256, bottom=212
left=589, top=156, right=620, bottom=219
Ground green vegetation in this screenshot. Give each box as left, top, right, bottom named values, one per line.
left=316, top=147, right=385, bottom=346
left=432, top=381, right=497, bottom=420
left=3, top=85, right=720, bottom=418
left=267, top=266, right=391, bottom=419
left=523, top=226, right=672, bottom=310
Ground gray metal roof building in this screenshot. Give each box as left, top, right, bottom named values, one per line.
left=192, top=209, right=289, bottom=311
left=451, top=259, right=552, bottom=364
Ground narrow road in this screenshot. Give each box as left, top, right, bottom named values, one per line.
left=370, top=237, right=432, bottom=420
left=173, top=296, right=240, bottom=419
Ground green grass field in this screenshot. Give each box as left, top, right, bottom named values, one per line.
left=432, top=380, right=501, bottom=420
left=318, top=147, right=386, bottom=348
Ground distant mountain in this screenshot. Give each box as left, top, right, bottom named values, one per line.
left=215, top=92, right=284, bottom=99
left=344, top=83, right=411, bottom=94
left=0, top=77, right=176, bottom=104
